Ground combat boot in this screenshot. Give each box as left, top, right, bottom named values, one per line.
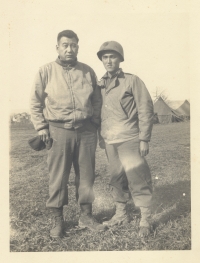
left=79, top=203, right=107, bottom=231
left=103, top=202, right=130, bottom=227
left=138, top=206, right=152, bottom=237
left=50, top=207, right=64, bottom=238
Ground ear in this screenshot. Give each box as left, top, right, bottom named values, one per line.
left=56, top=44, right=59, bottom=53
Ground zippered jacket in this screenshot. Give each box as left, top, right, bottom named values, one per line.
left=30, top=59, right=102, bottom=131
left=98, top=69, right=154, bottom=144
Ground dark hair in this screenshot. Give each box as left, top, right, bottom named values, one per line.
left=57, top=30, right=79, bottom=43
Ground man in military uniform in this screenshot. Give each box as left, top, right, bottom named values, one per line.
left=97, top=41, right=154, bottom=237
left=30, top=30, right=106, bottom=238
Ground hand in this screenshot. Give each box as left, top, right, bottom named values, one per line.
left=139, top=141, right=149, bottom=157
left=38, top=129, right=49, bottom=143
left=99, top=139, right=105, bottom=149
left=90, top=121, right=99, bottom=130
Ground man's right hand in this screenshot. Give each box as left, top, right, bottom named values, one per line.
left=99, top=139, right=105, bottom=149
left=38, top=129, right=50, bottom=143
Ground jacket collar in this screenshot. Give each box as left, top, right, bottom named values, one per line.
left=56, top=57, right=77, bottom=68
left=100, top=69, right=124, bottom=94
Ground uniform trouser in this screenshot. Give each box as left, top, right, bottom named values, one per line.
left=105, top=138, right=153, bottom=208
left=46, top=122, right=97, bottom=209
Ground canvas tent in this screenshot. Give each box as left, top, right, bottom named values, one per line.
left=167, top=99, right=190, bottom=121
left=167, top=100, right=184, bottom=110
left=174, top=100, right=190, bottom=118
left=153, top=97, right=183, bottom=124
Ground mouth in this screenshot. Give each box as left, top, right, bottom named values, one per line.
left=65, top=55, right=75, bottom=60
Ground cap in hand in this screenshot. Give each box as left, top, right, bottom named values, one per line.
left=28, top=136, right=52, bottom=151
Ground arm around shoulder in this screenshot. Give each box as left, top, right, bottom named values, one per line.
left=90, top=71, right=102, bottom=128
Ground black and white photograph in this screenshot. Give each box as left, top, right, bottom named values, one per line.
left=2, top=0, right=200, bottom=262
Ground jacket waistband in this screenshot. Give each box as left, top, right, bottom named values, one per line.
left=49, top=119, right=91, bottom=130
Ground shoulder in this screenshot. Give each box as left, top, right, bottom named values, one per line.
left=39, top=61, right=56, bottom=70
left=38, top=61, right=56, bottom=73
left=123, top=72, right=137, bottom=79
left=123, top=72, right=144, bottom=83
left=77, top=61, right=96, bottom=75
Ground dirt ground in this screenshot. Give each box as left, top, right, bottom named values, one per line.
left=9, top=122, right=190, bottom=251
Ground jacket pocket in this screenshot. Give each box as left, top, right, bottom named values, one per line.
left=80, top=78, right=94, bottom=116
left=119, top=100, right=129, bottom=118
left=47, top=95, right=57, bottom=105
left=45, top=84, right=58, bottom=106
left=120, top=95, right=137, bottom=119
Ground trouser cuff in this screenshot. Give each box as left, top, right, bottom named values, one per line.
left=109, top=185, right=131, bottom=203
left=49, top=207, right=63, bottom=217
left=139, top=206, right=151, bottom=227
left=80, top=203, right=92, bottom=215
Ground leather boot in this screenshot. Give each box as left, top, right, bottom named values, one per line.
left=50, top=207, right=64, bottom=238
left=138, top=206, right=151, bottom=237
left=103, top=202, right=130, bottom=226
left=79, top=203, right=107, bottom=231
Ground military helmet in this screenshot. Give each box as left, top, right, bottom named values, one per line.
left=97, top=41, right=124, bottom=62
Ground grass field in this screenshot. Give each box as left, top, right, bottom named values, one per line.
left=9, top=122, right=191, bottom=251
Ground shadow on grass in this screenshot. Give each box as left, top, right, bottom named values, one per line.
left=151, top=180, right=191, bottom=228
left=94, top=180, right=191, bottom=229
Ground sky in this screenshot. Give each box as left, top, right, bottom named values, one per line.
left=8, top=0, right=191, bottom=113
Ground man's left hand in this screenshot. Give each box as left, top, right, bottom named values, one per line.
left=139, top=141, right=149, bottom=157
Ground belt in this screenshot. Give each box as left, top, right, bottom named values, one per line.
left=49, top=119, right=90, bottom=129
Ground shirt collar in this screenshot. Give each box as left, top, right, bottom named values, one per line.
left=102, top=68, right=123, bottom=79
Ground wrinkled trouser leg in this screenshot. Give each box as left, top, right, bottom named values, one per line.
left=105, top=143, right=130, bottom=203
left=46, top=126, right=74, bottom=208
left=46, top=123, right=97, bottom=209
left=73, top=122, right=97, bottom=204
left=117, top=139, right=153, bottom=208
left=105, top=138, right=152, bottom=208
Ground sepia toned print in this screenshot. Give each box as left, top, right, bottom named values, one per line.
left=8, top=1, right=195, bottom=259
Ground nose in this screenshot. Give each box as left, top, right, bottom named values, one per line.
left=66, top=45, right=72, bottom=52
left=107, top=57, right=111, bottom=63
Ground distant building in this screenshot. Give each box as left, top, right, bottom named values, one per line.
left=12, top=112, right=31, bottom=123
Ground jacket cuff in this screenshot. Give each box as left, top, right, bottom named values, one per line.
left=36, top=124, right=49, bottom=131
left=139, top=132, right=151, bottom=142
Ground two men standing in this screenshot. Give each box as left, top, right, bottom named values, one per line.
left=30, top=30, right=154, bottom=238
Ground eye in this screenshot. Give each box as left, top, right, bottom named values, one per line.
left=71, top=44, right=77, bottom=48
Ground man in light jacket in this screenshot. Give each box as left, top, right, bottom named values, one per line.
left=97, top=41, right=154, bottom=237
left=30, top=30, right=105, bottom=238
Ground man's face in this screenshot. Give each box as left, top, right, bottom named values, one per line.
left=101, top=51, right=121, bottom=73
left=56, top=37, right=79, bottom=62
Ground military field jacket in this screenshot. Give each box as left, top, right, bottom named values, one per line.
left=98, top=69, right=154, bottom=144
left=30, top=59, right=102, bottom=131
